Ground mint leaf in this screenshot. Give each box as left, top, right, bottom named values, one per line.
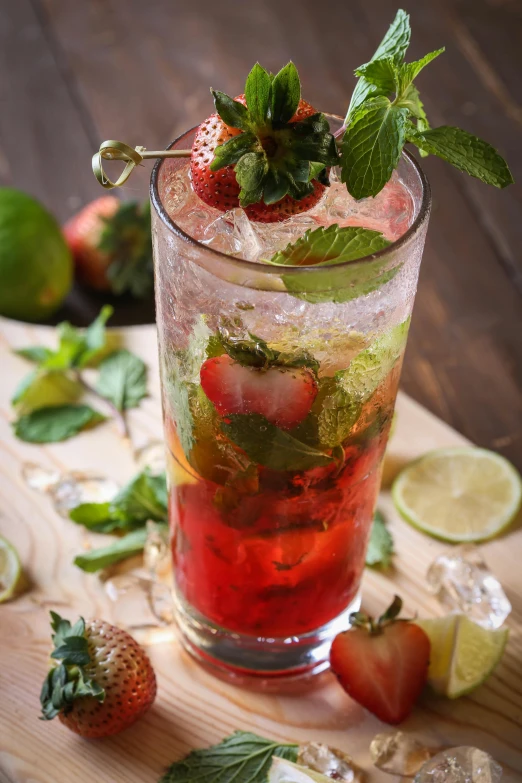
left=267, top=225, right=396, bottom=304
left=11, top=370, right=81, bottom=414
left=160, top=731, right=298, bottom=783
left=13, top=404, right=105, bottom=443
left=211, top=90, right=250, bottom=130
left=341, top=96, right=408, bottom=199
left=355, top=57, right=397, bottom=93
left=407, top=125, right=514, bottom=188
left=41, top=306, right=113, bottom=370
left=347, top=9, right=411, bottom=122
left=112, top=469, right=168, bottom=524
left=80, top=305, right=114, bottom=366
left=269, top=224, right=391, bottom=266
left=314, top=378, right=362, bottom=448
left=366, top=510, right=394, bottom=567
left=95, top=349, right=147, bottom=411
left=69, top=503, right=127, bottom=533
left=271, top=62, right=300, bottom=124
left=395, top=48, right=445, bottom=96
left=221, top=414, right=333, bottom=471
left=245, top=63, right=272, bottom=127
left=74, top=527, right=157, bottom=572
left=16, top=346, right=53, bottom=363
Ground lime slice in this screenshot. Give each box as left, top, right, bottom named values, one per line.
left=269, top=757, right=331, bottom=783
left=0, top=535, right=23, bottom=603
left=392, top=447, right=522, bottom=542
left=416, top=615, right=508, bottom=698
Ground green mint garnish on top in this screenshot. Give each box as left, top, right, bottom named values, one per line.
left=210, top=62, right=339, bottom=207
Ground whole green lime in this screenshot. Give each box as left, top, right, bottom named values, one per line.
left=0, top=188, right=72, bottom=321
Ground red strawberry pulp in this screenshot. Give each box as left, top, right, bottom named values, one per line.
left=200, top=354, right=318, bottom=430
left=167, top=362, right=401, bottom=638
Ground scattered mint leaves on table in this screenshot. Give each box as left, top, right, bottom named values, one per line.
left=12, top=306, right=148, bottom=443
left=74, top=527, right=159, bottom=573
left=13, top=405, right=105, bottom=444
left=366, top=510, right=394, bottom=568
left=160, top=730, right=298, bottom=783
left=341, top=9, right=513, bottom=198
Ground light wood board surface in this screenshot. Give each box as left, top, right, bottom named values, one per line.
left=0, top=318, right=521, bottom=783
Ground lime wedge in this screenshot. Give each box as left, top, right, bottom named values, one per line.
left=269, top=758, right=331, bottom=783
left=0, top=534, right=24, bottom=603
left=392, top=447, right=522, bottom=542
left=416, top=615, right=508, bottom=698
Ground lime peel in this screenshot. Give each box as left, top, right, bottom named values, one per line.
left=392, top=447, right=522, bottom=542
left=0, top=534, right=25, bottom=603
left=269, top=757, right=332, bottom=783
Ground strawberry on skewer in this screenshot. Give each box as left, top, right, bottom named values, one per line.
left=330, top=596, right=431, bottom=724
left=40, top=612, right=156, bottom=738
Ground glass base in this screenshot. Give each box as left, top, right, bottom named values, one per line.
left=174, top=590, right=361, bottom=683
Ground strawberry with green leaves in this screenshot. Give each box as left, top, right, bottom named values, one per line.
left=190, top=62, right=339, bottom=222
left=40, top=612, right=156, bottom=737
left=200, top=332, right=319, bottom=430
left=63, top=197, right=153, bottom=296
left=330, top=596, right=430, bottom=724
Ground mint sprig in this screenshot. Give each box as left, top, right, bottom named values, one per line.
left=14, top=404, right=105, bottom=443
left=160, top=731, right=298, bottom=783
left=210, top=62, right=338, bottom=206
left=342, top=10, right=513, bottom=198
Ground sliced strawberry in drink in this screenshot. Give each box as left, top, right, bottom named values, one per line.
left=200, top=354, right=317, bottom=430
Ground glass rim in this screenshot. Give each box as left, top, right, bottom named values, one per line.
left=150, top=122, right=432, bottom=279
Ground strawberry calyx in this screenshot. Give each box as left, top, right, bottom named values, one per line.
left=210, top=62, right=339, bottom=208
left=40, top=612, right=104, bottom=721
left=212, top=328, right=319, bottom=374
left=100, top=201, right=153, bottom=297
left=349, top=594, right=407, bottom=635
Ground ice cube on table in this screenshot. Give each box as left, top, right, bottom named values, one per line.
left=414, top=747, right=502, bottom=782
left=427, top=545, right=511, bottom=630
left=104, top=573, right=175, bottom=645
left=370, top=731, right=435, bottom=777
left=297, top=742, right=364, bottom=782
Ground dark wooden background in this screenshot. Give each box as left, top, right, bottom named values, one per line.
left=1, top=0, right=521, bottom=469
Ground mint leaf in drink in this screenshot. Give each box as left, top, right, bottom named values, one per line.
left=269, top=224, right=391, bottom=267
left=346, top=9, right=411, bottom=122
left=407, top=125, right=514, bottom=189
left=13, top=404, right=105, bottom=443
left=341, top=97, right=408, bottom=200
left=267, top=224, right=396, bottom=304
left=366, top=510, right=394, bottom=568
left=74, top=527, right=154, bottom=572
left=160, top=730, right=298, bottom=783
left=11, top=370, right=81, bottom=414
left=314, top=378, right=362, bottom=448
left=221, top=414, right=333, bottom=471
left=96, top=349, right=147, bottom=410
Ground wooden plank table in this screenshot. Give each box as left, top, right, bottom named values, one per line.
left=0, top=0, right=521, bottom=471
left=1, top=319, right=521, bottom=783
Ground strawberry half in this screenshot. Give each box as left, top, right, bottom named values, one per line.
left=40, top=612, right=156, bottom=738
left=330, top=596, right=430, bottom=724
left=199, top=331, right=318, bottom=430
left=190, top=62, right=339, bottom=222
left=63, top=197, right=153, bottom=296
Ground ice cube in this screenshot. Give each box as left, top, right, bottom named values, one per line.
left=427, top=545, right=511, bottom=630
left=370, top=731, right=435, bottom=777
left=104, top=573, right=175, bottom=645
left=144, top=520, right=171, bottom=578
left=297, top=742, right=364, bottom=782
left=414, top=747, right=502, bottom=782
left=50, top=475, right=120, bottom=518
left=21, top=462, right=61, bottom=492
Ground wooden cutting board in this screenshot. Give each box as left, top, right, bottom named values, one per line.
left=0, top=317, right=521, bottom=783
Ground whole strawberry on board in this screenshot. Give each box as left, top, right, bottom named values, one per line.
left=40, top=612, right=156, bottom=738
left=63, top=197, right=153, bottom=297
left=330, top=596, right=430, bottom=724
left=191, top=62, right=339, bottom=223
left=200, top=331, right=319, bottom=430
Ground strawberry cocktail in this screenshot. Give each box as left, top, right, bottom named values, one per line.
left=92, top=9, right=511, bottom=677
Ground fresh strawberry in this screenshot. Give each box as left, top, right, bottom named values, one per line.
left=330, top=596, right=430, bottom=724
left=40, top=612, right=156, bottom=738
left=63, top=197, right=153, bottom=296
left=190, top=62, right=339, bottom=222
left=201, top=354, right=317, bottom=430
